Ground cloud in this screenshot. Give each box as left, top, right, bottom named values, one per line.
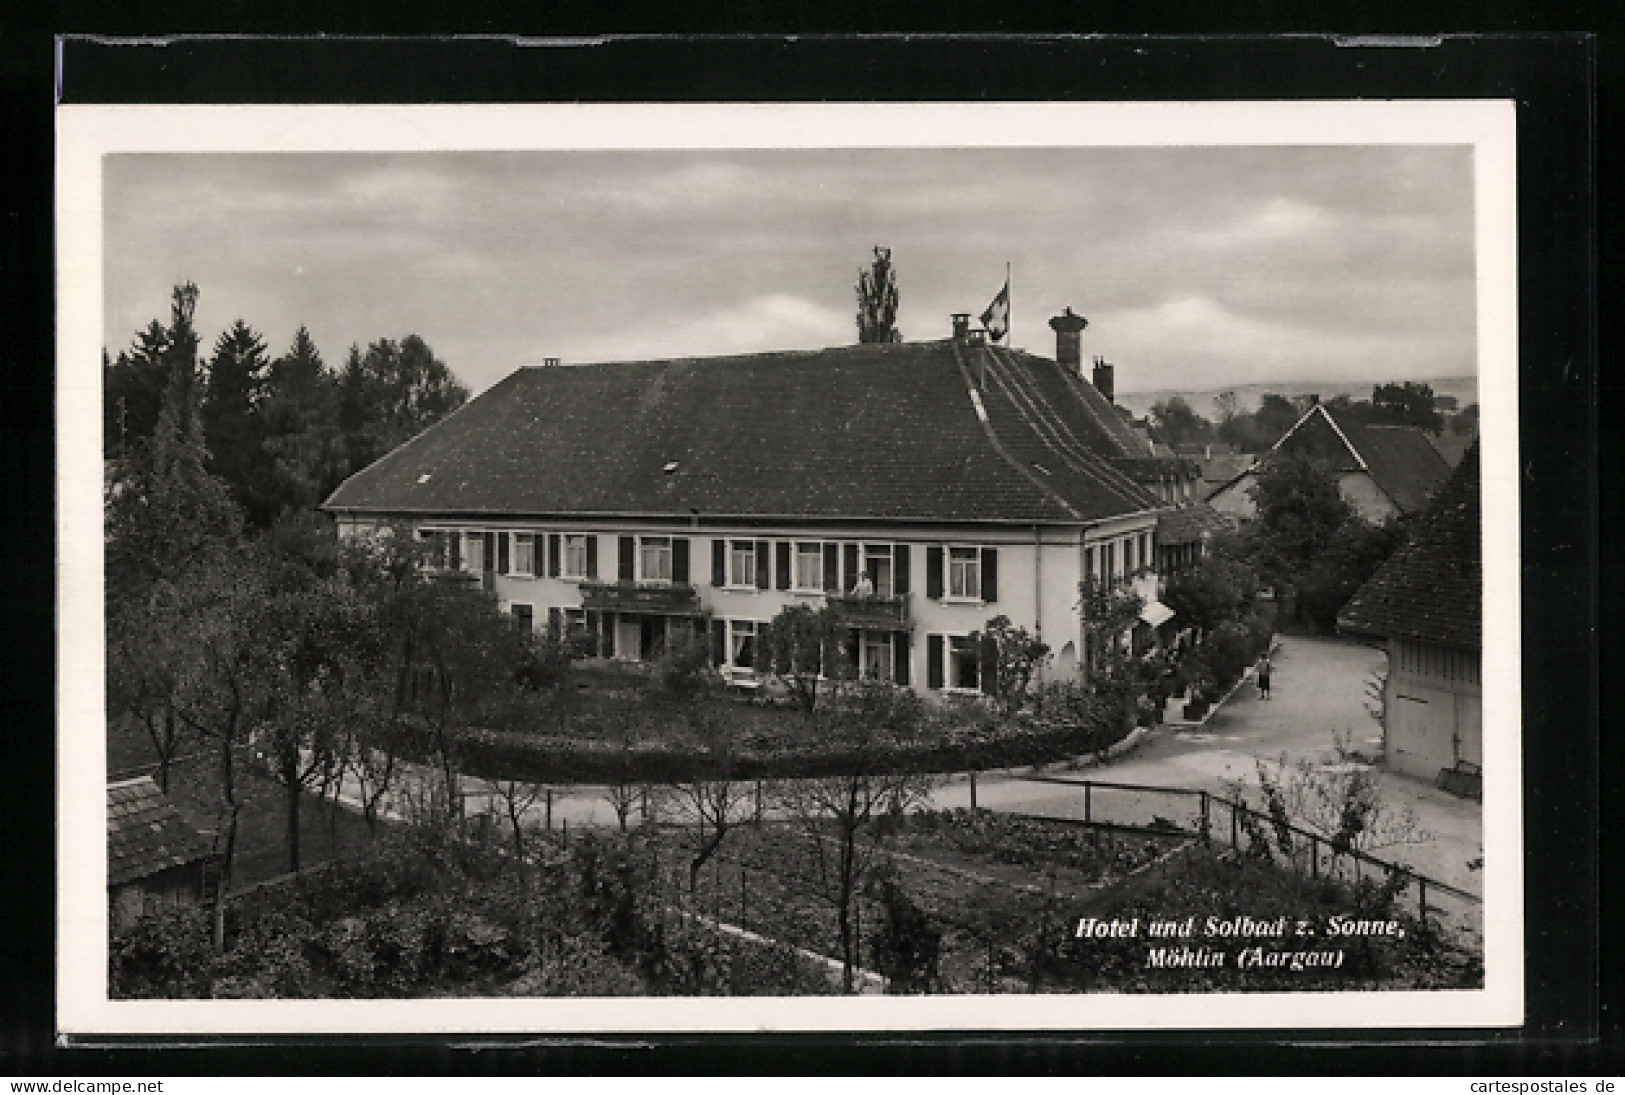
left=558, top=294, right=853, bottom=364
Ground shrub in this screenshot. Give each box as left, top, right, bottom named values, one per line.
left=110, top=905, right=217, bottom=999
left=652, top=635, right=719, bottom=700
left=871, top=872, right=943, bottom=994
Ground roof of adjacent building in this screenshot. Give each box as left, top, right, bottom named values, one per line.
left=108, top=776, right=214, bottom=888
left=1338, top=442, right=1480, bottom=649
left=324, top=339, right=1163, bottom=526
left=1209, top=404, right=1451, bottom=516
left=1157, top=502, right=1235, bottom=545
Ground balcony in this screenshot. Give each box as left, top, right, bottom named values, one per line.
left=827, top=593, right=911, bottom=631
left=579, top=580, right=703, bottom=616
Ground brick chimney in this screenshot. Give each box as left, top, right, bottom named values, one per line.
left=951, top=313, right=971, bottom=342
left=1048, top=307, right=1089, bottom=373
left=1092, top=357, right=1115, bottom=404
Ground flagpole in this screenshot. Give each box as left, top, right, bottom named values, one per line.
left=1006, top=261, right=1012, bottom=348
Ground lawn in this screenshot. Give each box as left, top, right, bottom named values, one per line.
left=159, top=748, right=387, bottom=889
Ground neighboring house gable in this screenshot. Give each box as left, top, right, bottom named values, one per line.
left=1205, top=404, right=1451, bottom=522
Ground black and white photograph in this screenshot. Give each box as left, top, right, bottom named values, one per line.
left=57, top=100, right=1521, bottom=1033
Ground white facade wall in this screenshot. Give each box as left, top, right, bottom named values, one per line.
left=336, top=511, right=1161, bottom=697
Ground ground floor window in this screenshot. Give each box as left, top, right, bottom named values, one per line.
left=510, top=603, right=533, bottom=631
left=949, top=635, right=981, bottom=691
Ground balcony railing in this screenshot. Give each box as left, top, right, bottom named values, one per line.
left=827, top=592, right=911, bottom=630
left=578, top=580, right=703, bottom=615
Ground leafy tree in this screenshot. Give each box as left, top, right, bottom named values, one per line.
left=855, top=245, right=901, bottom=344
left=340, top=336, right=469, bottom=471
left=1149, top=395, right=1215, bottom=450
left=1370, top=381, right=1443, bottom=434
left=759, top=602, right=847, bottom=714
left=968, top=614, right=1050, bottom=716
left=1449, top=402, right=1480, bottom=436
left=774, top=681, right=936, bottom=992
left=1161, top=552, right=1261, bottom=635
left=1213, top=390, right=1240, bottom=428
left=1245, top=454, right=1353, bottom=591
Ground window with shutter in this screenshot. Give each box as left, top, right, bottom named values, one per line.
left=927, top=634, right=944, bottom=689
left=894, top=544, right=910, bottom=595
left=754, top=541, right=770, bottom=590
left=981, top=547, right=998, bottom=603
left=512, top=533, right=535, bottom=577
left=794, top=542, right=823, bottom=591
left=926, top=546, right=943, bottom=599
left=512, top=604, right=533, bottom=631
left=618, top=536, right=635, bottom=581
left=484, top=532, right=497, bottom=572
left=712, top=539, right=727, bottom=588
left=775, top=542, right=791, bottom=590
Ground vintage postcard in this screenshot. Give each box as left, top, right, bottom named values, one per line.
left=57, top=100, right=1520, bottom=1034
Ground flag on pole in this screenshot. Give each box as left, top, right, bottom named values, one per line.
left=980, top=279, right=1010, bottom=342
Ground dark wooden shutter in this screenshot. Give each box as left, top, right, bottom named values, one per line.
left=712, top=539, right=727, bottom=587
left=893, top=545, right=910, bottom=596
left=618, top=536, right=635, bottom=581
left=755, top=540, right=770, bottom=590
left=497, top=531, right=510, bottom=574
left=672, top=538, right=690, bottom=584
left=775, top=541, right=791, bottom=590
left=893, top=635, right=910, bottom=685
left=548, top=533, right=561, bottom=577
left=483, top=532, right=497, bottom=571
left=711, top=618, right=726, bottom=666
left=823, top=543, right=839, bottom=591
left=843, top=543, right=859, bottom=590
left=600, top=611, right=613, bottom=656
left=927, top=634, right=944, bottom=690
left=547, top=606, right=562, bottom=635
left=926, top=546, right=943, bottom=599
left=979, top=634, right=998, bottom=695
left=449, top=532, right=461, bottom=570
left=981, top=547, right=998, bottom=603
left=585, top=536, right=598, bottom=579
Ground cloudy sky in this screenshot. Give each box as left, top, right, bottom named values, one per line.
left=103, top=145, right=1476, bottom=398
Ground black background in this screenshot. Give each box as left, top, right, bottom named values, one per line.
left=1, top=25, right=1611, bottom=1077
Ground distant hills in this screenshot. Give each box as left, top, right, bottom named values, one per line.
left=1115, top=376, right=1479, bottom=422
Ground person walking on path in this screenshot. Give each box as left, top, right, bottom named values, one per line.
left=1256, top=654, right=1272, bottom=700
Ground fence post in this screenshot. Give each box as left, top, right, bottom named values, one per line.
left=1230, top=801, right=1238, bottom=849
left=1310, top=835, right=1319, bottom=880
left=969, top=771, right=978, bottom=810
left=1200, top=792, right=1210, bottom=843
left=1084, top=782, right=1092, bottom=825
left=1418, top=876, right=1428, bottom=928
left=755, top=780, right=764, bottom=826
left=545, top=787, right=553, bottom=832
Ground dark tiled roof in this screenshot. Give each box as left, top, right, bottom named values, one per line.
left=1272, top=406, right=1451, bottom=516
left=1338, top=442, right=1480, bottom=649
left=1157, top=502, right=1235, bottom=545
left=108, top=776, right=213, bottom=888
left=324, top=340, right=1160, bottom=525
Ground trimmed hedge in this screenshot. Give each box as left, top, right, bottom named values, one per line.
left=395, top=700, right=1132, bottom=787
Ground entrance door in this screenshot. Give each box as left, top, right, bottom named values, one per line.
left=640, top=616, right=667, bottom=661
